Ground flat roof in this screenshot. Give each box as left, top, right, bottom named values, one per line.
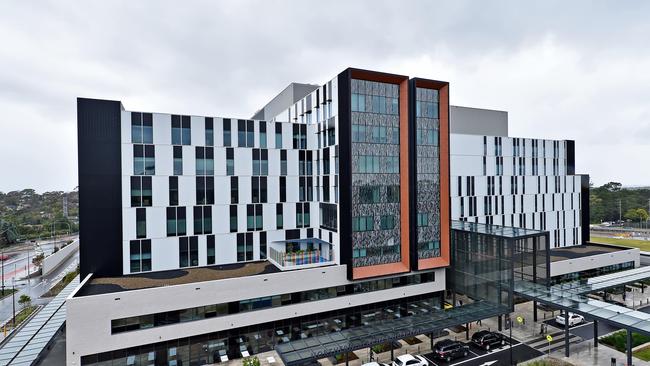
left=76, top=261, right=280, bottom=297
left=549, top=243, right=625, bottom=262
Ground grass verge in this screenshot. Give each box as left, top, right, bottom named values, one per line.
left=0, top=288, right=18, bottom=301
left=591, top=235, right=650, bottom=251
left=634, top=345, right=650, bottom=361
left=41, top=267, right=79, bottom=298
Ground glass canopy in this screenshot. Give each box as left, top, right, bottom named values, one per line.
left=276, top=301, right=508, bottom=366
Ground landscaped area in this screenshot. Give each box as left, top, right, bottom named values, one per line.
left=0, top=288, right=18, bottom=301
left=634, top=344, right=650, bottom=361
left=42, top=266, right=79, bottom=297
left=524, top=358, right=574, bottom=366
left=591, top=235, right=650, bottom=251
left=600, top=330, right=650, bottom=353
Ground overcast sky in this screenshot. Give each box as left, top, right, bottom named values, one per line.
left=1, top=1, right=649, bottom=193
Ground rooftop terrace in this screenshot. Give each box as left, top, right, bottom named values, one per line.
left=76, top=261, right=280, bottom=297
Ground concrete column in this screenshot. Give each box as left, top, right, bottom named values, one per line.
left=564, top=312, right=570, bottom=357
left=593, top=320, right=598, bottom=348
left=627, top=329, right=633, bottom=366
left=345, top=351, right=349, bottom=366
left=533, top=301, right=538, bottom=322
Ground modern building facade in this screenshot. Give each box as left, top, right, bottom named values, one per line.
left=448, top=106, right=589, bottom=248
left=69, top=67, right=610, bottom=366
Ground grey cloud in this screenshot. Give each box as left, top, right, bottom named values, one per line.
left=1, top=0, right=649, bottom=191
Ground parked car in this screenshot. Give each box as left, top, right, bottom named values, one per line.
left=471, top=330, right=506, bottom=350
left=432, top=339, right=469, bottom=362
left=555, top=312, right=584, bottom=327
left=391, top=354, right=429, bottom=366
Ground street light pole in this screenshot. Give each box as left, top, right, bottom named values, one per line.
left=11, top=267, right=15, bottom=328
left=1, top=250, right=4, bottom=296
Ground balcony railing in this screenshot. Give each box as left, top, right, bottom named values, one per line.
left=269, top=247, right=334, bottom=270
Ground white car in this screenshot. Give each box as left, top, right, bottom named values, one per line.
left=392, top=354, right=429, bottom=366
left=556, top=312, right=584, bottom=326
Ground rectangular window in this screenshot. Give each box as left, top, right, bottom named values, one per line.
left=172, top=115, right=191, bottom=145
left=131, top=112, right=153, bottom=144
left=133, top=144, right=155, bottom=175
left=131, top=176, right=152, bottom=207
left=166, top=207, right=186, bottom=236
left=223, top=118, right=231, bottom=147
left=259, top=121, right=267, bottom=148
left=247, top=120, right=254, bottom=147
left=236, top=120, right=245, bottom=146
left=205, top=117, right=214, bottom=146
left=380, top=215, right=395, bottom=230
left=276, top=203, right=283, bottom=229
left=230, top=177, right=238, bottom=204
left=195, top=147, right=214, bottom=175
left=417, top=213, right=429, bottom=227
left=206, top=235, right=215, bottom=265
left=275, top=123, right=282, bottom=148
left=195, top=177, right=214, bottom=205
left=193, top=206, right=212, bottom=235
left=386, top=185, right=399, bottom=203
left=226, top=148, right=234, bottom=176
left=136, top=208, right=146, bottom=239
left=279, top=176, right=286, bottom=202
left=169, top=176, right=178, bottom=206
left=130, top=239, right=151, bottom=273
left=352, top=216, right=374, bottom=232
left=173, top=146, right=183, bottom=175
left=280, top=150, right=287, bottom=176
left=252, top=149, right=260, bottom=176
left=179, top=236, right=198, bottom=268
left=229, top=205, right=238, bottom=232
left=260, top=232, right=267, bottom=260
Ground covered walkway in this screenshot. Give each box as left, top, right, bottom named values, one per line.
left=0, top=275, right=80, bottom=366
left=515, top=266, right=650, bottom=366
left=275, top=301, right=508, bottom=366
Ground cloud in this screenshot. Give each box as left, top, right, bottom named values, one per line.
left=0, top=0, right=649, bottom=191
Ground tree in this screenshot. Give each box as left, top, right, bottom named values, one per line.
left=624, top=208, right=650, bottom=223
left=32, top=253, right=45, bottom=267
left=603, top=182, right=623, bottom=192
left=18, top=294, right=31, bottom=309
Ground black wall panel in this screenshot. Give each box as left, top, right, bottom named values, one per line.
left=77, top=98, right=123, bottom=278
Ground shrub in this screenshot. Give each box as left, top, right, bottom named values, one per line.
left=601, top=330, right=650, bottom=352
left=243, top=356, right=260, bottom=366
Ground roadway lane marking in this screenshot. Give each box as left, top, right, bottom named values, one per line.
left=422, top=354, right=440, bottom=366
left=450, top=343, right=526, bottom=366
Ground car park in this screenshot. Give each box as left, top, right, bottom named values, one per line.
left=432, top=339, right=469, bottom=362
left=471, top=330, right=506, bottom=350
left=555, top=312, right=584, bottom=326
left=391, top=354, right=429, bottom=366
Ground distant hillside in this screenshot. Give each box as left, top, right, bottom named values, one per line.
left=0, top=189, right=78, bottom=244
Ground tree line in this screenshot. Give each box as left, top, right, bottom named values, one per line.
left=590, top=182, right=650, bottom=224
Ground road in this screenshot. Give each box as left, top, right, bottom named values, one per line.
left=0, top=236, right=79, bottom=324
left=542, top=318, right=620, bottom=340
left=422, top=338, right=542, bottom=366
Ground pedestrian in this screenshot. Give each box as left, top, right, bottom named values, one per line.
left=540, top=323, right=544, bottom=335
